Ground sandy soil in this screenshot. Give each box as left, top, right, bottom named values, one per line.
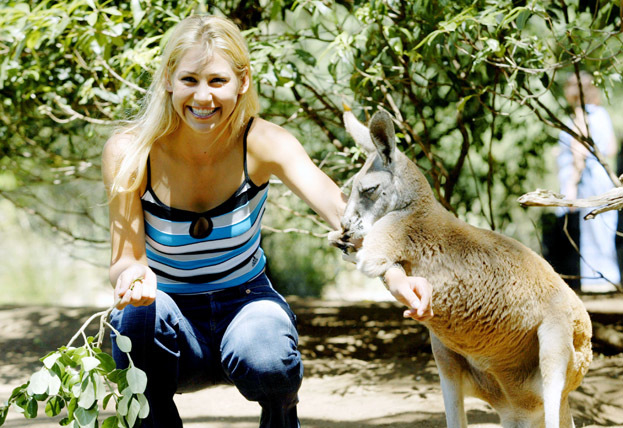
left=1, top=296, right=622, bottom=427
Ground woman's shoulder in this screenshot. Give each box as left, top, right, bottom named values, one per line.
left=104, top=129, right=136, bottom=151
left=101, top=131, right=139, bottom=186
left=247, top=118, right=297, bottom=153
left=248, top=117, right=289, bottom=138
left=103, top=131, right=136, bottom=164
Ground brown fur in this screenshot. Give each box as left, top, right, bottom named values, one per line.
left=334, top=110, right=592, bottom=428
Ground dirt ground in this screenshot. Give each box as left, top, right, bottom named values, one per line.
left=1, top=295, right=622, bottom=428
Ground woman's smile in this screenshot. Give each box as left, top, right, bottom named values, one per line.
left=187, top=106, right=219, bottom=119
left=168, top=47, right=246, bottom=136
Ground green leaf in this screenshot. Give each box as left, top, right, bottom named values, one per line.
left=117, top=389, right=131, bottom=416
left=457, top=94, right=475, bottom=112
left=127, top=397, right=141, bottom=428
left=28, top=368, right=51, bottom=395
left=48, top=372, right=62, bottom=396
left=74, top=406, right=97, bottom=427
left=516, top=10, right=530, bottom=30
left=115, top=335, right=132, bottom=353
left=137, top=393, right=150, bottom=419
left=45, top=396, right=65, bottom=417
left=126, top=367, right=147, bottom=394
left=25, top=398, right=38, bottom=419
left=0, top=405, right=8, bottom=425
left=86, top=12, right=98, bottom=27
left=67, top=396, right=77, bottom=419
left=131, top=0, right=146, bottom=28
left=95, top=352, right=116, bottom=372
left=81, top=356, right=101, bottom=372
left=102, top=416, right=119, bottom=428
left=102, top=392, right=115, bottom=410
left=42, top=351, right=61, bottom=369
left=102, top=7, right=122, bottom=16
left=294, top=49, right=316, bottom=66
left=78, top=377, right=96, bottom=409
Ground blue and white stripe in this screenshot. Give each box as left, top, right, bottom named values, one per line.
left=141, top=182, right=269, bottom=294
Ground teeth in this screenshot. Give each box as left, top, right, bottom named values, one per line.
left=189, top=107, right=217, bottom=117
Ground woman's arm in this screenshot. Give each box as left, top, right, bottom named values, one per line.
left=248, top=119, right=433, bottom=320
left=247, top=119, right=347, bottom=230
left=102, top=134, right=157, bottom=309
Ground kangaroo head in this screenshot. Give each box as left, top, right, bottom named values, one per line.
left=341, top=110, right=434, bottom=240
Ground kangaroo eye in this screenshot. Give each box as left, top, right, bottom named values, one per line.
left=361, top=184, right=379, bottom=196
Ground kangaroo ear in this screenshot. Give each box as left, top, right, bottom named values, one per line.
left=343, top=110, right=376, bottom=154
left=369, top=110, right=396, bottom=168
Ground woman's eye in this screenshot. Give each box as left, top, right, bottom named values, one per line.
left=181, top=76, right=197, bottom=83
left=211, top=77, right=227, bottom=85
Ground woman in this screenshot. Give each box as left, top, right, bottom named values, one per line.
left=102, top=15, right=433, bottom=428
left=557, top=71, right=620, bottom=293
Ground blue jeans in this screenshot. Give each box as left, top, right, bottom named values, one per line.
left=109, top=274, right=303, bottom=428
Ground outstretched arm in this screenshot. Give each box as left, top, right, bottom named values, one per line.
left=246, top=118, right=346, bottom=230
left=248, top=119, right=434, bottom=321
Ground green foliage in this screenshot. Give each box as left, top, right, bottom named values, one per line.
left=249, top=0, right=622, bottom=234
left=0, top=305, right=148, bottom=427
left=1, top=0, right=622, bottom=292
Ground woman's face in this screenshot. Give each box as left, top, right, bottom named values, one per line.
left=168, top=46, right=248, bottom=136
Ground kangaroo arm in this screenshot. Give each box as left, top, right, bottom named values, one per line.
left=356, top=213, right=407, bottom=278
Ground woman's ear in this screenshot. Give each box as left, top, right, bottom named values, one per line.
left=238, top=68, right=250, bottom=95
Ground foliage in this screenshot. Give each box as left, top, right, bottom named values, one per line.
left=0, top=304, right=148, bottom=428
left=250, top=0, right=623, bottom=232
left=0, top=0, right=622, bottom=288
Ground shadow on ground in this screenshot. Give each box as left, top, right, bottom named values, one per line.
left=1, top=298, right=622, bottom=427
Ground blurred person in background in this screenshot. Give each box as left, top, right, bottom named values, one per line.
left=556, top=71, right=620, bottom=294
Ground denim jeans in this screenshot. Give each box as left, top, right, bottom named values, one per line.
left=109, top=274, right=303, bottom=428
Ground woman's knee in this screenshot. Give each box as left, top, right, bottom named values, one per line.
left=109, top=290, right=181, bottom=366
left=221, top=300, right=303, bottom=397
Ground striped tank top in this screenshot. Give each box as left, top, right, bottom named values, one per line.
left=140, top=119, right=268, bottom=294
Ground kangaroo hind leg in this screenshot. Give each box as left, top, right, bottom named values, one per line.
left=431, top=333, right=469, bottom=428
left=537, top=317, right=574, bottom=428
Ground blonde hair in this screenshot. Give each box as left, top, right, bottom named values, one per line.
left=564, top=71, right=601, bottom=107
left=110, top=15, right=260, bottom=198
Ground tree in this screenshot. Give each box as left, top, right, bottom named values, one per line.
left=1, top=0, right=622, bottom=293
left=250, top=0, right=623, bottom=230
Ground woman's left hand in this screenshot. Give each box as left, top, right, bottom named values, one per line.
left=383, top=267, right=434, bottom=322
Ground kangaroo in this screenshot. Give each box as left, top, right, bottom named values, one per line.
left=331, top=109, right=592, bottom=428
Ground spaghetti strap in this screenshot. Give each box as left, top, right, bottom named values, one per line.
left=145, top=155, right=153, bottom=189
left=242, top=117, right=254, bottom=180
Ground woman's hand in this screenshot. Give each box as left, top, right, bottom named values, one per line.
left=114, top=264, right=158, bottom=310
left=383, top=266, right=434, bottom=322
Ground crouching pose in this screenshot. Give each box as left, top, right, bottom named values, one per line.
left=102, top=16, right=433, bottom=428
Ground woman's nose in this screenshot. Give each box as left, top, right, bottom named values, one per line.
left=194, top=82, right=213, bottom=102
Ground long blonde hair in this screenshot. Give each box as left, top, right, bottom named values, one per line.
left=109, top=15, right=260, bottom=198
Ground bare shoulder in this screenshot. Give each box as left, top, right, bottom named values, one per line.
left=101, top=131, right=136, bottom=185
left=103, top=132, right=134, bottom=162
left=246, top=118, right=307, bottom=182
left=246, top=118, right=298, bottom=159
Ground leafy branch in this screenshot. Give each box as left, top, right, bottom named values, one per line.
left=0, top=303, right=149, bottom=428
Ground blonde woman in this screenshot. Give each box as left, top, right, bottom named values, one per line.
left=102, top=15, right=433, bottom=428
left=557, top=71, right=620, bottom=293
